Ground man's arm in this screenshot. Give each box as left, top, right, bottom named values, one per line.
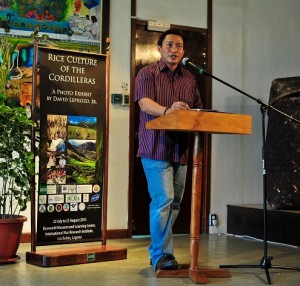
left=138, top=98, right=190, bottom=117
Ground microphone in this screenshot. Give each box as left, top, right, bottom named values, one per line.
left=182, top=58, right=206, bottom=75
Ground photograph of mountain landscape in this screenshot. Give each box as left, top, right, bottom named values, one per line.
left=67, top=139, right=96, bottom=184
left=67, top=115, right=97, bottom=184
left=68, top=115, right=97, bottom=140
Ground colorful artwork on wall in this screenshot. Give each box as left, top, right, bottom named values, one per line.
left=0, top=0, right=105, bottom=48
left=0, top=1, right=109, bottom=109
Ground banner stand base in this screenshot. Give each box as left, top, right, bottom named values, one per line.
left=26, top=245, right=127, bottom=267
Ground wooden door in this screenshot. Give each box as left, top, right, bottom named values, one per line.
left=129, top=19, right=211, bottom=235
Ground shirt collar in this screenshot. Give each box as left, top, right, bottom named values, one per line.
left=158, top=60, right=183, bottom=75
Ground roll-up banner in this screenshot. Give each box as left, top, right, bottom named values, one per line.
left=37, top=47, right=106, bottom=245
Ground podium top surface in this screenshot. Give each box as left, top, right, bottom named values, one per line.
left=146, top=110, right=252, bottom=135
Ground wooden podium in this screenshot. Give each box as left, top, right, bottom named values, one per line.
left=146, top=110, right=252, bottom=284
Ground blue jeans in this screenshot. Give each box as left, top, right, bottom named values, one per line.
left=141, top=157, right=187, bottom=269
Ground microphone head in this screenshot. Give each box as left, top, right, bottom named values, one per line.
left=182, top=57, right=190, bottom=66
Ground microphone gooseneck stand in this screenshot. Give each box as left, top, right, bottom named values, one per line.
left=200, top=69, right=300, bottom=285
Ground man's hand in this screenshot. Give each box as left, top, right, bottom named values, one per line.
left=139, top=98, right=190, bottom=116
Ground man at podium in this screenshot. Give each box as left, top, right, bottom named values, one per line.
left=134, top=29, right=203, bottom=272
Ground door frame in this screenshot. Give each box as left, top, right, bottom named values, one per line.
left=128, top=0, right=213, bottom=237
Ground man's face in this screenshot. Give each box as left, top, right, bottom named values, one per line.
left=157, top=34, right=184, bottom=70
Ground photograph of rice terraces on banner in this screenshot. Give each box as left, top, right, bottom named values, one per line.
left=43, top=115, right=68, bottom=185
left=40, top=114, right=98, bottom=185
left=67, top=115, right=97, bottom=184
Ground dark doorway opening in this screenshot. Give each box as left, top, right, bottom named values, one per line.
left=128, top=19, right=212, bottom=236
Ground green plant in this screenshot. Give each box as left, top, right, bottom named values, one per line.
left=0, top=38, right=12, bottom=95
left=0, top=37, right=19, bottom=99
left=0, top=104, right=36, bottom=219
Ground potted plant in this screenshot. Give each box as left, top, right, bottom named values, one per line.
left=0, top=103, right=36, bottom=263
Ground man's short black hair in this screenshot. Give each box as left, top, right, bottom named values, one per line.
left=157, top=29, right=187, bottom=47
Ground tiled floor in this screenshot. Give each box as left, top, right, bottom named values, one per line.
left=1, top=234, right=300, bottom=285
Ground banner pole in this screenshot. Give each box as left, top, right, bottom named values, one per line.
left=102, top=37, right=111, bottom=245
left=30, top=26, right=39, bottom=253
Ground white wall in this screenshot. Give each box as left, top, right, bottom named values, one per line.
left=211, top=0, right=300, bottom=233
left=136, top=0, right=207, bottom=28
left=106, top=0, right=131, bottom=229
left=22, top=0, right=300, bottom=235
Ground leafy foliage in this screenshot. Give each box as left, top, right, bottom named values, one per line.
left=0, top=104, right=36, bottom=218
